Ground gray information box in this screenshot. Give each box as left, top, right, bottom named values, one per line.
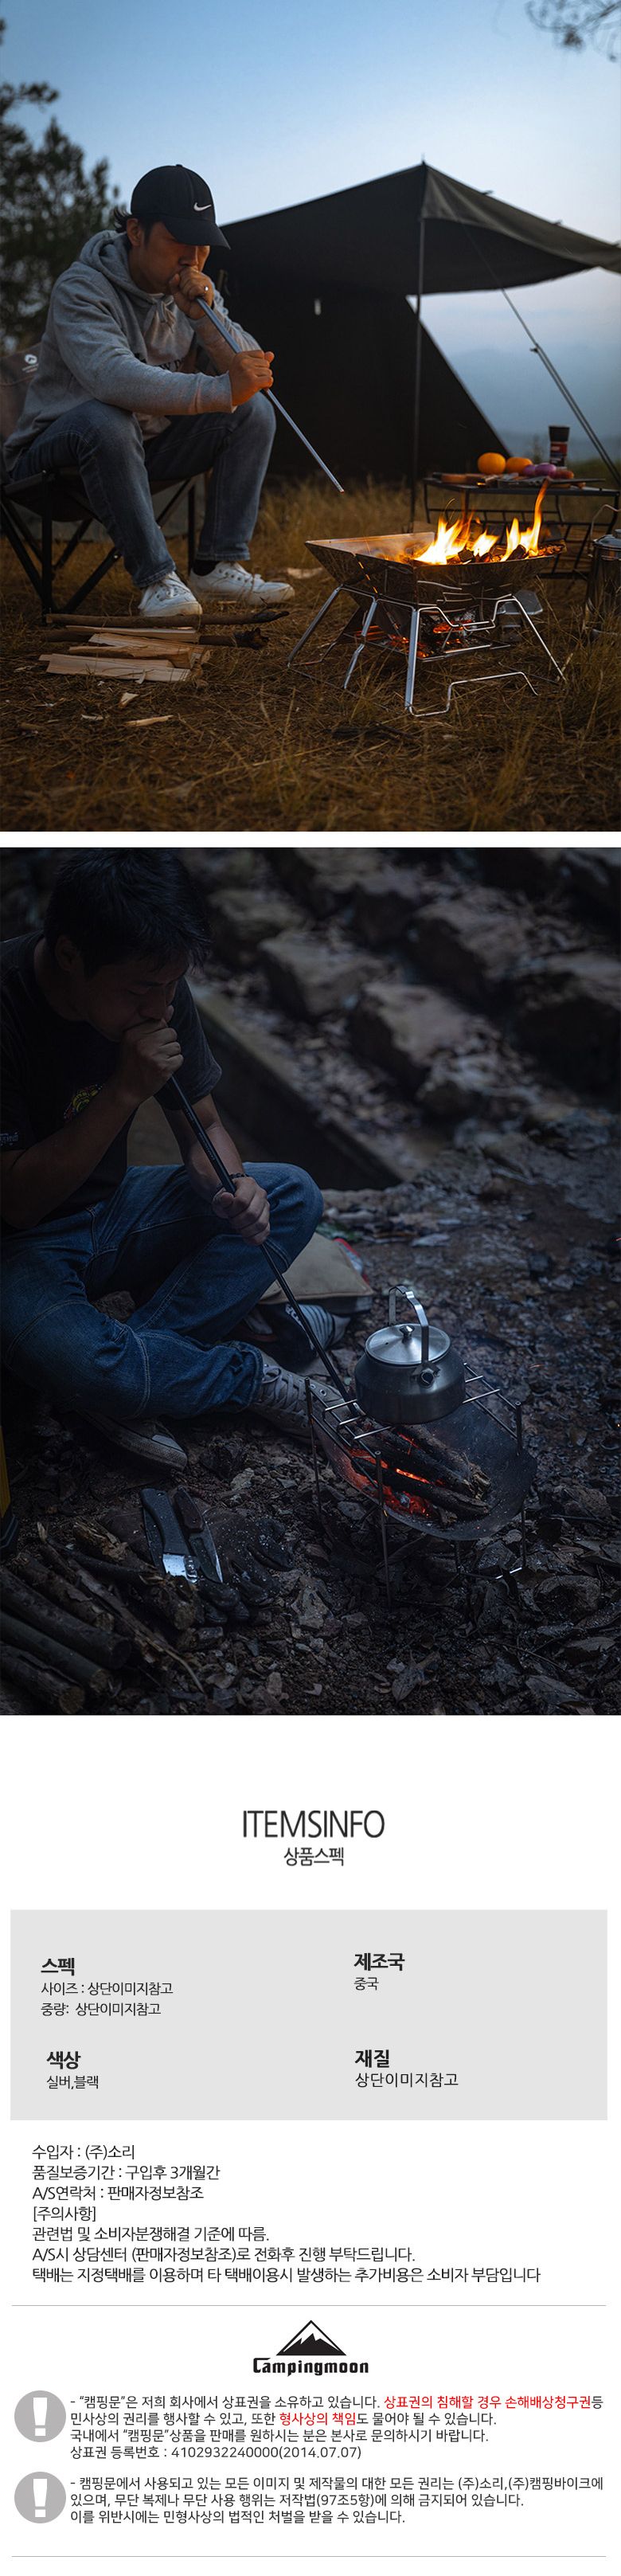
left=11, top=1910, right=606, bottom=2121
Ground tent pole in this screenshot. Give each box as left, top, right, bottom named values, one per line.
left=411, top=173, right=427, bottom=521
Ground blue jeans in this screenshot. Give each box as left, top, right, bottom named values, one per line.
left=2, top=1161, right=323, bottom=1421
left=10, top=393, right=275, bottom=585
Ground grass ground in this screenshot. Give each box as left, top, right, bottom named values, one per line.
left=2, top=476, right=619, bottom=834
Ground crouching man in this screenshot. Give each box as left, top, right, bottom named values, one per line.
left=0, top=854, right=331, bottom=1471
left=3, top=163, right=293, bottom=623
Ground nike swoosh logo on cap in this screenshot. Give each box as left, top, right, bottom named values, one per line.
left=193, top=200, right=213, bottom=212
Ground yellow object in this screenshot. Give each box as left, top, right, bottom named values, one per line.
left=0, top=1426, right=18, bottom=1553
left=0, top=1430, right=10, bottom=1523
left=506, top=455, right=533, bottom=472
left=477, top=450, right=506, bottom=476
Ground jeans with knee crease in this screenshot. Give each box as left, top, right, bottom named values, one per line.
left=2, top=1161, right=323, bottom=1422
left=10, top=393, right=276, bottom=586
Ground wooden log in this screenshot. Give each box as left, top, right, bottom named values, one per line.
left=1, top=1643, right=84, bottom=1713
left=72, top=1525, right=198, bottom=1627
left=0, top=1611, right=110, bottom=1696
left=39, top=1530, right=198, bottom=1666
left=0, top=1569, right=131, bottom=1669
left=381, top=1425, right=490, bottom=1500
left=43, top=605, right=286, bottom=628
left=26, top=1547, right=115, bottom=1632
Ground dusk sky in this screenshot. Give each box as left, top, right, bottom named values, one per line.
left=6, top=0, right=620, bottom=445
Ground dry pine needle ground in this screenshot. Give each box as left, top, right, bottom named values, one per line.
left=2, top=478, right=619, bottom=832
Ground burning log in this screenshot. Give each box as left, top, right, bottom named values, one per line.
left=380, top=1423, right=490, bottom=1504
left=408, top=484, right=551, bottom=569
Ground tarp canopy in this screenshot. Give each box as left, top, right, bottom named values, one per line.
left=221, top=160, right=621, bottom=299
left=210, top=286, right=503, bottom=483
left=215, top=164, right=619, bottom=489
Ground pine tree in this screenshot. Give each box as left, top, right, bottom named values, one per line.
left=0, top=20, right=119, bottom=346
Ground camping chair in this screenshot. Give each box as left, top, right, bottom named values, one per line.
left=0, top=347, right=199, bottom=620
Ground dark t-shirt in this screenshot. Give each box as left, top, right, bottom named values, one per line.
left=0, top=935, right=221, bottom=1218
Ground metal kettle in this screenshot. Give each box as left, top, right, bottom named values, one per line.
left=354, top=1284, right=466, bottom=1427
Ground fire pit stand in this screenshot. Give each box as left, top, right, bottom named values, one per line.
left=306, top=1370, right=535, bottom=1611
left=289, top=535, right=566, bottom=714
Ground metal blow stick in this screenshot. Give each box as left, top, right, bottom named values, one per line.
left=168, top=1075, right=350, bottom=1398
left=192, top=292, right=344, bottom=495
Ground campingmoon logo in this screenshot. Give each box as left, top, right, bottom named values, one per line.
left=253, top=2320, right=369, bottom=2377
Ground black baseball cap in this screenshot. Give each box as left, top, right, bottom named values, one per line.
left=130, top=164, right=230, bottom=250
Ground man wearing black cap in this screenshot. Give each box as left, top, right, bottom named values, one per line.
left=4, top=162, right=294, bottom=621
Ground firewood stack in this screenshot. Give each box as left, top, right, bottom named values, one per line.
left=37, top=605, right=287, bottom=687
left=39, top=623, right=209, bottom=687
left=0, top=1525, right=207, bottom=1711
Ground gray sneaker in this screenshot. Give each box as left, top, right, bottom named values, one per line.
left=247, top=1359, right=328, bottom=1443
left=83, top=1411, right=188, bottom=1471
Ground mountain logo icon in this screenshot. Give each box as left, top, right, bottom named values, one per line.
left=277, top=2321, right=346, bottom=2359
left=253, top=2319, right=368, bottom=2377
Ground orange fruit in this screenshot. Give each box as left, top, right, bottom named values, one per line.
left=506, top=456, right=533, bottom=472
left=477, top=450, right=506, bottom=475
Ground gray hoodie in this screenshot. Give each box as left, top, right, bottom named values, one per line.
left=4, top=228, right=258, bottom=463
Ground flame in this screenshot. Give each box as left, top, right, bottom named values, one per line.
left=408, top=483, right=548, bottom=568
left=414, top=512, right=471, bottom=565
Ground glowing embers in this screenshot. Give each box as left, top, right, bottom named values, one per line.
left=322, top=1413, right=490, bottom=1531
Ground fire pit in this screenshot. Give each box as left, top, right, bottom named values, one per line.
left=289, top=488, right=565, bottom=711
left=306, top=1290, right=536, bottom=1607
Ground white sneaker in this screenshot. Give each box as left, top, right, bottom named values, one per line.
left=189, top=561, right=294, bottom=606
left=139, top=571, right=201, bottom=622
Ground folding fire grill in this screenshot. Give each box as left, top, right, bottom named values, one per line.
left=306, top=1290, right=536, bottom=1608
left=289, top=513, right=566, bottom=714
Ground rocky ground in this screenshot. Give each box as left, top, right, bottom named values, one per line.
left=2, top=846, right=619, bottom=1717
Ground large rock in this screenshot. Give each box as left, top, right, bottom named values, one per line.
left=352, top=868, right=422, bottom=946
left=411, top=890, right=530, bottom=1005
left=207, top=884, right=303, bottom=967
left=510, top=953, right=619, bottom=1090
left=478, top=844, right=621, bottom=930
left=260, top=931, right=362, bottom=1020
left=350, top=978, right=485, bottom=1094
left=191, top=985, right=410, bottom=1188
left=270, top=849, right=377, bottom=916
left=417, top=1050, right=535, bottom=1125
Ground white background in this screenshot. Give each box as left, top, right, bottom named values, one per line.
left=2, top=1712, right=618, bottom=2564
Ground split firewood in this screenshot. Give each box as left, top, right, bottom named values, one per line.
left=0, top=1568, right=131, bottom=1670
left=1, top=1643, right=84, bottom=1713
left=40, top=656, right=194, bottom=683
left=1, top=1610, right=109, bottom=1698
left=39, top=630, right=197, bottom=655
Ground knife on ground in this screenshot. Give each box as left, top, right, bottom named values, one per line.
left=141, top=1488, right=198, bottom=1582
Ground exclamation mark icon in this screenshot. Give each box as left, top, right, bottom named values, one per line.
left=33, top=2395, right=48, bottom=2440
left=33, top=2479, right=48, bottom=2520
